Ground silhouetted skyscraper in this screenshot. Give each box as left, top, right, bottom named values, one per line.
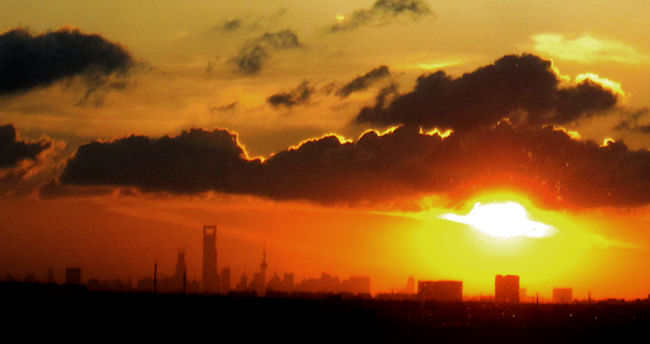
left=203, top=225, right=218, bottom=293
left=552, top=288, right=573, bottom=304
left=65, top=267, right=81, bottom=285
left=495, top=274, right=519, bottom=303
left=220, top=267, right=230, bottom=293
left=406, top=276, right=415, bottom=294
left=174, top=250, right=187, bottom=290
left=250, top=248, right=268, bottom=296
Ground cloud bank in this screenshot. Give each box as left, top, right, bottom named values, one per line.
left=57, top=123, right=650, bottom=208
left=60, top=129, right=260, bottom=194
left=355, top=54, right=619, bottom=131
left=42, top=52, right=647, bottom=209
left=0, top=27, right=134, bottom=95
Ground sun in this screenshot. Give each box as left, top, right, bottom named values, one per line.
left=440, top=201, right=555, bottom=238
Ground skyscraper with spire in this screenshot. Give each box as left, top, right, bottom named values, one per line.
left=203, top=225, right=219, bottom=293
left=260, top=247, right=267, bottom=279
left=251, top=248, right=268, bottom=296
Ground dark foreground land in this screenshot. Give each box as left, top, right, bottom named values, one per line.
left=3, top=282, right=649, bottom=343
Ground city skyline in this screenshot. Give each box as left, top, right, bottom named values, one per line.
left=2, top=1, right=650, bottom=300
left=1, top=225, right=627, bottom=303
left=2, top=263, right=617, bottom=305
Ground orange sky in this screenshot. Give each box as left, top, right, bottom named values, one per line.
left=2, top=1, right=650, bottom=299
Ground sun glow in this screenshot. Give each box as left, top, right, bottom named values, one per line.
left=441, top=201, right=555, bottom=238
left=575, top=73, right=625, bottom=97
left=419, top=127, right=454, bottom=138
left=600, top=137, right=616, bottom=147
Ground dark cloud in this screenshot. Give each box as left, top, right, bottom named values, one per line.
left=267, top=81, right=314, bottom=108
left=38, top=180, right=116, bottom=199
left=320, top=82, right=338, bottom=96
left=0, top=124, right=59, bottom=197
left=57, top=124, right=650, bottom=208
left=330, top=0, right=433, bottom=32
left=0, top=124, right=51, bottom=168
left=337, top=65, right=390, bottom=98
left=220, top=19, right=242, bottom=32
left=355, top=54, right=619, bottom=131
left=231, top=29, right=302, bottom=75
left=615, top=109, right=650, bottom=133
left=373, top=82, right=399, bottom=109
left=209, top=102, right=239, bottom=113
left=0, top=27, right=134, bottom=95
left=59, top=129, right=262, bottom=194
left=214, top=8, right=288, bottom=33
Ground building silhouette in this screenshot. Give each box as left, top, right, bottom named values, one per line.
left=266, top=273, right=282, bottom=292
left=296, top=273, right=340, bottom=293
left=267, top=273, right=295, bottom=293
left=495, top=275, right=519, bottom=303
left=24, top=273, right=37, bottom=283
left=202, top=225, right=219, bottom=293
left=65, top=267, right=82, bottom=285
left=405, top=276, right=415, bottom=294
left=174, top=249, right=187, bottom=288
left=418, top=280, right=463, bottom=302
left=342, top=276, right=371, bottom=295
left=290, top=273, right=370, bottom=295
left=220, top=267, right=230, bottom=293
left=138, top=251, right=201, bottom=294
left=250, top=248, right=268, bottom=296
left=47, top=268, right=55, bottom=284
left=552, top=288, right=573, bottom=304
left=236, top=273, right=248, bottom=291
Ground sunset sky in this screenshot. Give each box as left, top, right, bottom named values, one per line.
left=2, top=0, right=650, bottom=299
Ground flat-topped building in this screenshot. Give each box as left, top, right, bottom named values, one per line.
left=418, top=280, right=463, bottom=302
left=495, top=274, right=519, bottom=303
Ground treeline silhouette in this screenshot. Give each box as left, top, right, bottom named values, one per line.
left=2, top=282, right=648, bottom=343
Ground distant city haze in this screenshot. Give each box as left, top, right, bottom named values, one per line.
left=1, top=196, right=647, bottom=300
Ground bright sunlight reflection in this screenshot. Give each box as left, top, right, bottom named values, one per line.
left=440, top=202, right=555, bottom=238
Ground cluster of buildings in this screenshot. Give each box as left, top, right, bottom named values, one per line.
left=412, top=274, right=576, bottom=304
left=8, top=224, right=371, bottom=296
left=1, top=225, right=601, bottom=303
left=134, top=225, right=370, bottom=296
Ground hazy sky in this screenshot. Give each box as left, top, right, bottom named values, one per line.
left=2, top=0, right=650, bottom=298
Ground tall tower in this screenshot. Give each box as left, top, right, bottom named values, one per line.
left=203, top=225, right=218, bottom=293
left=174, top=249, right=187, bottom=290
left=260, top=248, right=267, bottom=278
left=253, top=248, right=268, bottom=296
left=260, top=247, right=267, bottom=287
